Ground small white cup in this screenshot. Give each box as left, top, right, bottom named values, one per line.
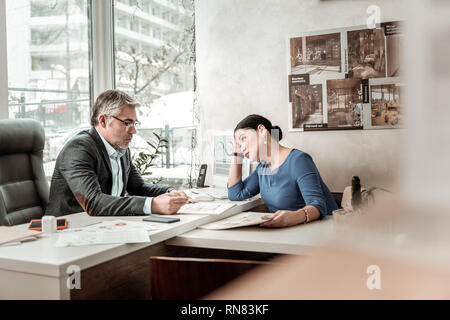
left=42, top=216, right=57, bottom=233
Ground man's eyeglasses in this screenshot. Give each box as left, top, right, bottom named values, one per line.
left=111, top=116, right=141, bottom=130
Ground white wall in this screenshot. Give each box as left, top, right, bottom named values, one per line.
left=401, top=1, right=450, bottom=207
left=195, top=0, right=406, bottom=192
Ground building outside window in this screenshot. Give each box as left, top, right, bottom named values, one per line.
left=141, top=23, right=151, bottom=36
left=116, top=14, right=128, bottom=29
left=114, top=0, right=196, bottom=187
left=152, top=27, right=161, bottom=39
left=6, top=0, right=91, bottom=179
left=129, top=18, right=139, bottom=32
left=4, top=0, right=197, bottom=187
left=152, top=5, right=160, bottom=17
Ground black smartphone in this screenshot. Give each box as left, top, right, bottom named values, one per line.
left=196, top=164, right=208, bottom=188
left=142, top=215, right=180, bottom=223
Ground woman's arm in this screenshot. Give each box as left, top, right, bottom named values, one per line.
left=228, top=136, right=260, bottom=200
left=228, top=156, right=244, bottom=188
left=228, top=168, right=260, bottom=201
left=260, top=205, right=320, bottom=228
left=295, top=153, right=327, bottom=217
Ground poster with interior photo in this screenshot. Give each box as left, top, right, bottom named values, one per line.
left=346, top=21, right=404, bottom=79
left=288, top=74, right=329, bottom=131
left=362, top=77, right=404, bottom=129
left=347, top=28, right=386, bottom=79
left=287, top=21, right=403, bottom=132
left=382, top=21, right=404, bottom=77
left=290, top=32, right=342, bottom=76
left=326, top=78, right=363, bottom=129
left=291, top=83, right=324, bottom=130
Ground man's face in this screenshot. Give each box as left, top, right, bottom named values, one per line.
left=102, top=105, right=137, bottom=149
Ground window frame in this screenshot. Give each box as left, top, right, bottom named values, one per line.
left=0, top=0, right=198, bottom=186
left=0, top=0, right=116, bottom=119
left=0, top=0, right=8, bottom=118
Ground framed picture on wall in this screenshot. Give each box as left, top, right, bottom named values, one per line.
left=347, top=28, right=386, bottom=79
left=287, top=21, right=404, bottom=132
left=362, top=77, right=404, bottom=130
left=290, top=32, right=342, bottom=76
left=326, top=78, right=363, bottom=130
left=291, top=83, right=324, bottom=129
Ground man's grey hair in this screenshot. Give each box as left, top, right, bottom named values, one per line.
left=91, top=89, right=140, bottom=126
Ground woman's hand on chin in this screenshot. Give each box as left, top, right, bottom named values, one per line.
left=260, top=210, right=304, bottom=228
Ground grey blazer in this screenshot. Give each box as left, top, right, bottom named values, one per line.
left=45, top=127, right=171, bottom=216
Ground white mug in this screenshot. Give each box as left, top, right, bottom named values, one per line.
left=42, top=216, right=57, bottom=233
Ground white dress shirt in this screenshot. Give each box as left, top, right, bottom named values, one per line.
left=96, top=128, right=152, bottom=214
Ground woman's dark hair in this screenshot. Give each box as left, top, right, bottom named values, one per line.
left=234, top=114, right=283, bottom=141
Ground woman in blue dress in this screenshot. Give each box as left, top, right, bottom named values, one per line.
left=228, top=114, right=337, bottom=228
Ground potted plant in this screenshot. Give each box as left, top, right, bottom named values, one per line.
left=132, top=132, right=168, bottom=184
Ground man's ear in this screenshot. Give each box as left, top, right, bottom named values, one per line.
left=98, top=114, right=107, bottom=128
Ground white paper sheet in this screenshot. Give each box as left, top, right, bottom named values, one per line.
left=177, top=202, right=235, bottom=215
left=185, top=188, right=228, bottom=200
left=55, top=219, right=152, bottom=247
left=199, top=212, right=273, bottom=230
left=81, top=219, right=158, bottom=232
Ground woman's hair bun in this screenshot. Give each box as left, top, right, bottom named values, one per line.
left=271, top=125, right=283, bottom=141
left=234, top=114, right=283, bottom=141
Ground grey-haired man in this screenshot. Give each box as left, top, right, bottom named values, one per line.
left=45, top=89, right=189, bottom=217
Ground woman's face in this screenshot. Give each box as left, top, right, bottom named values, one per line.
left=235, top=127, right=264, bottom=162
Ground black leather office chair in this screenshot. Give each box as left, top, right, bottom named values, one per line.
left=0, top=119, right=49, bottom=226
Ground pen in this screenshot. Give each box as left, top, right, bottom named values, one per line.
left=82, top=221, right=103, bottom=228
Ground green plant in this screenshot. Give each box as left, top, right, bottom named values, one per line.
left=133, top=132, right=168, bottom=184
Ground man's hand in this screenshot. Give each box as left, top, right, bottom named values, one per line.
left=151, top=192, right=189, bottom=215
left=170, top=190, right=195, bottom=203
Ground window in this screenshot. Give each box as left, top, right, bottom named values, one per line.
left=2, top=0, right=196, bottom=187
left=129, top=18, right=139, bottom=32
left=31, top=27, right=87, bottom=46
left=171, top=13, right=178, bottom=24
left=31, top=28, right=64, bottom=46
left=30, top=0, right=66, bottom=17
left=141, top=23, right=151, bottom=36
left=152, top=27, right=161, bottom=39
left=142, top=2, right=151, bottom=14
left=6, top=0, right=91, bottom=177
left=162, top=10, right=169, bottom=21
left=113, top=0, right=196, bottom=187
left=152, top=5, right=160, bottom=17
left=116, top=14, right=128, bottom=29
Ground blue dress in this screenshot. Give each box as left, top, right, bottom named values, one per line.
left=228, top=149, right=338, bottom=218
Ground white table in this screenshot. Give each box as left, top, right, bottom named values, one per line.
left=166, top=216, right=336, bottom=255
left=0, top=197, right=261, bottom=300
